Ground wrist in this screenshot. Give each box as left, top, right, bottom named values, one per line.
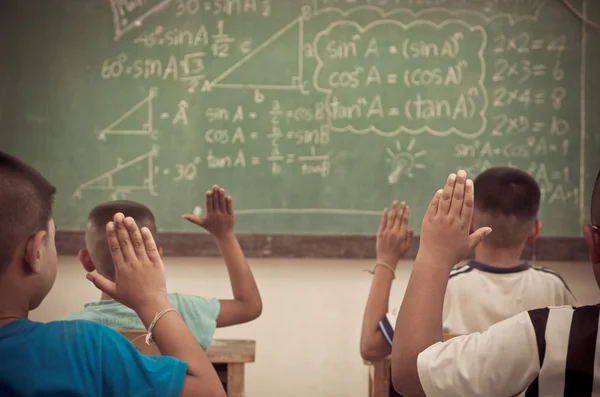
left=213, top=231, right=237, bottom=244
left=373, top=264, right=396, bottom=280
left=414, top=250, right=454, bottom=272
left=376, top=256, right=399, bottom=270
left=134, top=297, right=174, bottom=328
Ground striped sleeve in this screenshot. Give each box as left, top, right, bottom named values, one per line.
left=378, top=313, right=395, bottom=347
left=417, top=311, right=540, bottom=397
left=525, top=305, right=600, bottom=396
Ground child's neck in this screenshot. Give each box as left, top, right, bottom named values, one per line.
left=474, top=244, right=525, bottom=269
left=0, top=279, right=30, bottom=323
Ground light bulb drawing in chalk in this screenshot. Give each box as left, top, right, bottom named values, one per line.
left=385, top=139, right=427, bottom=184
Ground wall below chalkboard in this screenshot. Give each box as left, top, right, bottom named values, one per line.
left=55, top=231, right=587, bottom=261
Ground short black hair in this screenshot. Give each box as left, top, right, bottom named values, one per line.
left=473, top=167, right=540, bottom=248
left=0, top=151, right=56, bottom=271
left=86, top=200, right=157, bottom=279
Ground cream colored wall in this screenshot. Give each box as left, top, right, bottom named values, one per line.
left=32, top=256, right=600, bottom=397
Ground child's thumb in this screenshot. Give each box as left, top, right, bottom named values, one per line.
left=86, top=272, right=117, bottom=298
left=468, top=227, right=492, bottom=250
left=182, top=214, right=205, bottom=226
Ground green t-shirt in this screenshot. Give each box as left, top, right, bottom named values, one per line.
left=64, top=293, right=220, bottom=350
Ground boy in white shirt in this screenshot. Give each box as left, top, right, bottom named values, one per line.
left=391, top=169, right=600, bottom=397
left=361, top=167, right=576, bottom=367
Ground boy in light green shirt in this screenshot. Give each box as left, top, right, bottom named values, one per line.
left=65, top=185, right=262, bottom=350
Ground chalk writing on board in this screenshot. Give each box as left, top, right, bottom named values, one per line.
left=101, top=52, right=206, bottom=92
left=97, top=87, right=159, bottom=141
left=313, top=19, right=487, bottom=138
left=311, top=2, right=547, bottom=23
left=385, top=139, right=427, bottom=184
left=110, top=0, right=172, bottom=41
left=87, top=0, right=587, bottom=226
left=454, top=138, right=569, bottom=159
left=73, top=145, right=160, bottom=200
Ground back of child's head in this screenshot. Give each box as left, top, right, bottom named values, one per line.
left=86, top=200, right=157, bottom=279
left=473, top=167, right=540, bottom=248
left=0, top=151, right=56, bottom=272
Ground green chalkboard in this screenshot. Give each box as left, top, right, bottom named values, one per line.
left=1, top=0, right=599, bottom=236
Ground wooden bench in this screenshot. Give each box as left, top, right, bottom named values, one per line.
left=120, top=331, right=255, bottom=397
left=364, top=334, right=461, bottom=397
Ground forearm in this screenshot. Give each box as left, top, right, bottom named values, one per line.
left=360, top=267, right=394, bottom=360
left=216, top=233, right=261, bottom=307
left=136, top=301, right=223, bottom=391
left=391, top=255, right=450, bottom=395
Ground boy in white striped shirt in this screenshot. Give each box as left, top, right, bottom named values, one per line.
left=391, top=169, right=600, bottom=397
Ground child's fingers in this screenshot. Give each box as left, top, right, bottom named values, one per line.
left=438, top=173, right=457, bottom=215
left=407, top=228, right=415, bottom=240
left=397, top=204, right=409, bottom=235
left=124, top=217, right=149, bottom=261
left=450, top=170, right=467, bottom=217
left=218, top=188, right=226, bottom=212
left=226, top=196, right=234, bottom=215
left=141, top=227, right=162, bottom=264
left=427, top=189, right=443, bottom=219
left=378, top=208, right=389, bottom=234
left=86, top=272, right=117, bottom=297
left=106, top=221, right=126, bottom=269
left=462, top=178, right=475, bottom=222
left=388, top=201, right=398, bottom=228
left=205, top=190, right=214, bottom=212
left=114, top=213, right=137, bottom=263
left=211, top=185, right=220, bottom=211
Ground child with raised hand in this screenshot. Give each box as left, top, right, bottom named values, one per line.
left=392, top=169, right=599, bottom=397
left=360, top=201, right=414, bottom=361
left=0, top=150, right=225, bottom=397
left=88, top=213, right=226, bottom=397
left=66, top=185, right=262, bottom=349
left=361, top=167, right=575, bottom=368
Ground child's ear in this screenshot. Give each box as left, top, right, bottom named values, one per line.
left=158, top=246, right=164, bottom=257
left=25, top=230, right=47, bottom=274
left=78, top=249, right=96, bottom=273
left=527, top=219, right=542, bottom=243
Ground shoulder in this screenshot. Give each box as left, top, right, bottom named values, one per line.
left=529, top=266, right=572, bottom=291
left=46, top=319, right=113, bottom=334
left=169, top=293, right=220, bottom=312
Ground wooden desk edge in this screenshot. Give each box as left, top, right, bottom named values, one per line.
left=207, top=339, right=256, bottom=364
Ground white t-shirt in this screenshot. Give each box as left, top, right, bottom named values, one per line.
left=379, top=261, right=578, bottom=345
left=417, top=305, right=600, bottom=397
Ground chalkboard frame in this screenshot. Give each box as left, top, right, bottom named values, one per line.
left=55, top=231, right=587, bottom=261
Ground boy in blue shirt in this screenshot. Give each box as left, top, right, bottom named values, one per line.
left=65, top=189, right=262, bottom=350
left=0, top=151, right=226, bottom=397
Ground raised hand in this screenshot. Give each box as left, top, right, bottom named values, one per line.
left=417, top=170, right=492, bottom=268
left=86, top=213, right=168, bottom=313
left=376, top=201, right=415, bottom=268
left=183, top=185, right=235, bottom=240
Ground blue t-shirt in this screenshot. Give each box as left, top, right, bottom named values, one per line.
left=0, top=319, right=186, bottom=397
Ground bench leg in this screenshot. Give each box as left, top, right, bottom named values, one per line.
left=372, top=360, right=391, bottom=397
left=227, top=363, right=245, bottom=397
